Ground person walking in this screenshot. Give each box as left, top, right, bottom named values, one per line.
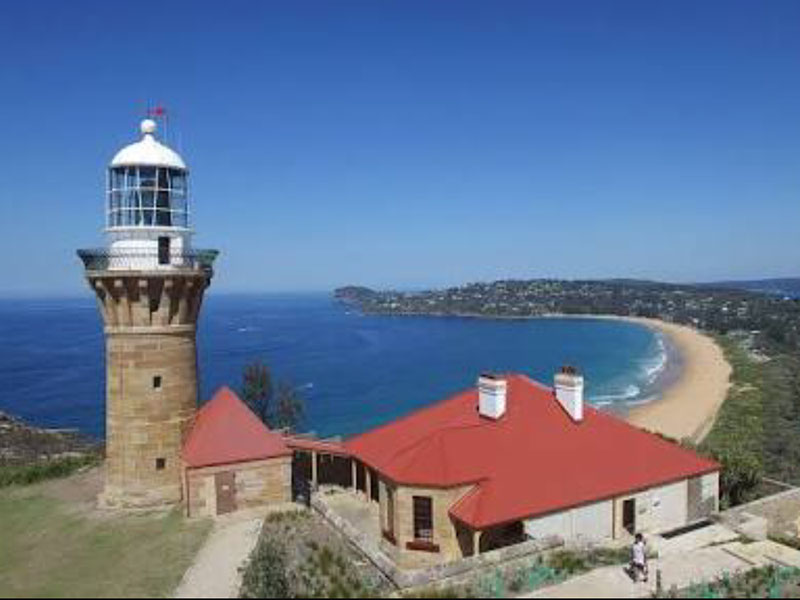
left=631, top=533, right=649, bottom=582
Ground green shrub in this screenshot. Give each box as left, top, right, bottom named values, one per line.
left=239, top=537, right=291, bottom=598
left=402, top=584, right=475, bottom=598
left=659, top=565, right=800, bottom=598
left=698, top=335, right=765, bottom=507
left=546, top=550, right=589, bottom=575
left=586, top=546, right=631, bottom=566
left=297, top=542, right=372, bottom=598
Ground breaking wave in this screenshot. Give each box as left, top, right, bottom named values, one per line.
left=640, top=335, right=668, bottom=385
left=589, top=334, right=670, bottom=409
left=590, top=384, right=641, bottom=407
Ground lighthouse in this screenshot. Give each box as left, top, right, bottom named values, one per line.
left=78, top=119, right=218, bottom=508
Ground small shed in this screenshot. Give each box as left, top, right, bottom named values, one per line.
left=182, top=387, right=292, bottom=517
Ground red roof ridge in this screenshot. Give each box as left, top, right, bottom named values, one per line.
left=387, top=420, right=490, bottom=464
left=347, top=372, right=539, bottom=449
left=515, top=373, right=554, bottom=393
left=389, top=425, right=493, bottom=485
left=447, top=481, right=486, bottom=522
left=345, top=384, right=477, bottom=446
left=183, top=386, right=292, bottom=468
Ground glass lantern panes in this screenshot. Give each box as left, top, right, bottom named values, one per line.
left=107, top=166, right=190, bottom=229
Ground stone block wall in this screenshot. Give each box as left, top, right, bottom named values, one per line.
left=103, top=328, right=198, bottom=507
left=87, top=271, right=211, bottom=509
left=385, top=482, right=475, bottom=566
left=185, top=457, right=292, bottom=517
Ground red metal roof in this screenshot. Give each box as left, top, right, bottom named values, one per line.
left=345, top=374, right=719, bottom=530
left=183, top=387, right=292, bottom=468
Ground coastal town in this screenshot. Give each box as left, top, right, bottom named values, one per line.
left=335, top=280, right=800, bottom=352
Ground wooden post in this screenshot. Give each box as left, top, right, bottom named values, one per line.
left=311, top=451, right=318, bottom=489
left=365, top=468, right=372, bottom=501
left=473, top=530, right=482, bottom=556
left=351, top=459, right=358, bottom=492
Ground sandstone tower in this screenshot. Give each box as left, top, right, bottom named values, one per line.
left=78, top=119, right=218, bottom=508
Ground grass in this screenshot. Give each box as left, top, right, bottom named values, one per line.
left=0, top=482, right=211, bottom=598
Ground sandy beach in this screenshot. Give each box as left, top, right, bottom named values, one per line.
left=623, top=317, right=732, bottom=443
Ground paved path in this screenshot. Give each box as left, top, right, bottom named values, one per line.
left=525, top=541, right=800, bottom=598
left=174, top=512, right=264, bottom=599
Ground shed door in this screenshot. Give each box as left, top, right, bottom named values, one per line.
left=215, top=471, right=236, bottom=515
left=622, top=498, right=636, bottom=535
left=687, top=476, right=703, bottom=521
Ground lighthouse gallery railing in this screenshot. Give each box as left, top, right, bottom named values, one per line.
left=77, top=248, right=219, bottom=272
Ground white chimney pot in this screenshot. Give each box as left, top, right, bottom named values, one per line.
left=478, top=374, right=507, bottom=420
left=554, top=367, right=584, bottom=422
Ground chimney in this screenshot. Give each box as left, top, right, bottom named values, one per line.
left=554, top=366, right=584, bottom=422
left=478, top=373, right=507, bottom=420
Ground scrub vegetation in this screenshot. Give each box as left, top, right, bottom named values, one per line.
left=698, top=333, right=800, bottom=507
left=239, top=510, right=390, bottom=598
left=240, top=510, right=635, bottom=599
left=402, top=547, right=633, bottom=598
left=0, top=453, right=100, bottom=488
left=0, top=410, right=102, bottom=489
left=656, top=565, right=800, bottom=598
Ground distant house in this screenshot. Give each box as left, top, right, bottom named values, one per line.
left=345, top=370, right=720, bottom=566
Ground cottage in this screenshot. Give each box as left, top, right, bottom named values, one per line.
left=345, top=370, right=720, bottom=566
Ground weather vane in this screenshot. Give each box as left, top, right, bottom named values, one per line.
left=145, top=104, right=169, bottom=141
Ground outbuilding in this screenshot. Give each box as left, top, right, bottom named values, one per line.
left=182, top=387, right=292, bottom=517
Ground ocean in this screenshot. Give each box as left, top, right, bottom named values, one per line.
left=0, top=293, right=674, bottom=440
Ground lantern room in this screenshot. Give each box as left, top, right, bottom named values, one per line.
left=104, top=119, right=192, bottom=269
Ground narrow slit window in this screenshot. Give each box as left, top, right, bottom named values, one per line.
left=155, top=458, right=166, bottom=471
left=153, top=375, right=162, bottom=389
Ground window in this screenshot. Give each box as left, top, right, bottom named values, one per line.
left=158, top=237, right=170, bottom=265
left=139, top=167, right=157, bottom=188
left=106, top=166, right=190, bottom=229
left=157, top=167, right=170, bottom=189
left=413, top=496, right=433, bottom=542
left=155, top=458, right=166, bottom=471
left=153, top=375, right=162, bottom=389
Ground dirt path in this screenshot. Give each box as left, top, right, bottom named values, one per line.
left=174, top=511, right=263, bottom=598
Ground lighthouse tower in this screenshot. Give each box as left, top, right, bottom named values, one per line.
left=78, top=119, right=218, bottom=508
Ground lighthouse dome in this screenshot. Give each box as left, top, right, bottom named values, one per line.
left=110, top=119, right=187, bottom=170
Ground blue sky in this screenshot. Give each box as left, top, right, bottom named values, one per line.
left=1, top=1, right=799, bottom=296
